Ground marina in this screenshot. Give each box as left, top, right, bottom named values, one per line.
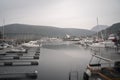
left=0, top=0, right=120, bottom=80
left=0, top=39, right=120, bottom=80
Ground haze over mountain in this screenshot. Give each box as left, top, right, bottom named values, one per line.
left=0, top=24, right=95, bottom=38
left=91, top=25, right=109, bottom=32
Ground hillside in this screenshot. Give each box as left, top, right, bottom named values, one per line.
left=106, top=23, right=120, bottom=33
left=91, top=25, right=109, bottom=32
left=0, top=24, right=95, bottom=39
left=98, top=22, right=120, bottom=39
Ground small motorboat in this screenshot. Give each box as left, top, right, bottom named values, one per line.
left=83, top=53, right=120, bottom=80
left=21, top=41, right=42, bottom=48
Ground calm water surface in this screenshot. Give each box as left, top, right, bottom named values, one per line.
left=40, top=42, right=92, bottom=80
left=0, top=41, right=120, bottom=80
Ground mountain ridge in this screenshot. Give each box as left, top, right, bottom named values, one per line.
left=0, top=23, right=95, bottom=38
left=97, top=22, right=120, bottom=39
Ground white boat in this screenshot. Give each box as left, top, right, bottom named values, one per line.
left=0, top=43, right=13, bottom=49
left=90, top=42, right=105, bottom=48
left=6, top=47, right=27, bottom=53
left=21, top=41, right=42, bottom=48
left=90, top=40, right=116, bottom=48
left=78, top=38, right=93, bottom=47
left=90, top=34, right=117, bottom=48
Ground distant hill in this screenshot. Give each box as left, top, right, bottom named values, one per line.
left=0, top=24, right=95, bottom=39
left=104, top=22, right=120, bottom=35
left=106, top=22, right=120, bottom=33
left=91, top=25, right=109, bottom=32
left=98, top=22, right=120, bottom=39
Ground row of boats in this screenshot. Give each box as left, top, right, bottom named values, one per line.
left=80, top=34, right=120, bottom=80
left=0, top=40, right=42, bottom=80
left=78, top=34, right=119, bottom=48
left=0, top=40, right=42, bottom=53
left=66, top=34, right=120, bottom=80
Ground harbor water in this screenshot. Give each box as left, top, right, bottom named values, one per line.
left=0, top=40, right=120, bottom=80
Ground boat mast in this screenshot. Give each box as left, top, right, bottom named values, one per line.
left=97, top=17, right=98, bottom=26
left=97, top=17, right=104, bottom=41
left=97, top=17, right=99, bottom=39
left=2, top=18, right=5, bottom=41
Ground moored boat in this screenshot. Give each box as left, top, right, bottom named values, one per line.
left=6, top=47, right=28, bottom=53
left=21, top=41, right=42, bottom=48
left=83, top=54, right=120, bottom=80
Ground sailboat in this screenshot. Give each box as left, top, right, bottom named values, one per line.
left=0, top=19, right=8, bottom=49
left=90, top=18, right=117, bottom=48
left=90, top=34, right=117, bottom=48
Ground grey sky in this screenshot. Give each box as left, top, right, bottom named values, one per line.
left=0, top=0, right=120, bottom=29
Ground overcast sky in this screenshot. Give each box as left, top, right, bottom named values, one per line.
left=0, top=0, right=120, bottom=29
